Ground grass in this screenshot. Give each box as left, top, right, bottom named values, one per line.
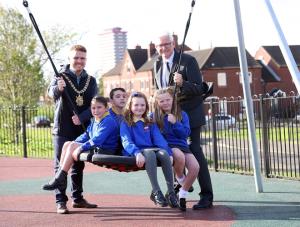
left=0, top=127, right=53, bottom=158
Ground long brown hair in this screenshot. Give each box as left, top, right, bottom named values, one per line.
left=153, top=87, right=182, bottom=130
left=123, top=91, right=151, bottom=126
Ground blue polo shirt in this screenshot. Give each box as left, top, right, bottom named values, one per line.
left=161, top=111, right=191, bottom=148
left=75, top=112, right=119, bottom=151
left=120, top=119, right=172, bottom=156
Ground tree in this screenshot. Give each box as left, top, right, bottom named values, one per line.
left=0, top=6, right=76, bottom=106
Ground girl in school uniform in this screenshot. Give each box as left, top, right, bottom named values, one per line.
left=153, top=87, right=199, bottom=211
left=120, top=91, right=178, bottom=208
left=42, top=96, right=119, bottom=191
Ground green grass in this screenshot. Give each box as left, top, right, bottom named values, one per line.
left=0, top=127, right=53, bottom=158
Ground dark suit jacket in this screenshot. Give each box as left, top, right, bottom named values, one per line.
left=154, top=50, right=206, bottom=128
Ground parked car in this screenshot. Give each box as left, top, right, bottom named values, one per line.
left=206, top=113, right=236, bottom=130
left=32, top=116, right=51, bottom=127
left=295, top=114, right=300, bottom=123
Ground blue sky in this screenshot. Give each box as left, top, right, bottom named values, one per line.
left=2, top=0, right=300, bottom=75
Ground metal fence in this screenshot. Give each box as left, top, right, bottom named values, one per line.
left=1, top=94, right=300, bottom=179
left=201, top=94, right=300, bottom=179
left=0, top=106, right=53, bottom=158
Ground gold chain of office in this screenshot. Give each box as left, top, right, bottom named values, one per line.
left=62, top=73, right=91, bottom=106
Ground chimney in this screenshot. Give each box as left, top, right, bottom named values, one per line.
left=135, top=44, right=141, bottom=49
left=148, top=42, right=156, bottom=59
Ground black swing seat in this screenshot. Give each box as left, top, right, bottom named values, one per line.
left=79, top=148, right=162, bottom=172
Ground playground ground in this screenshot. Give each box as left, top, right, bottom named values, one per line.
left=0, top=157, right=299, bottom=227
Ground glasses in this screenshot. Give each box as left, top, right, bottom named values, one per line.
left=156, top=42, right=172, bottom=48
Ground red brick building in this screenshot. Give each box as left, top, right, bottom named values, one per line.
left=255, top=45, right=300, bottom=95
left=102, top=43, right=299, bottom=99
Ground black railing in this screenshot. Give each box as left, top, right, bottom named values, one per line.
left=201, top=94, right=300, bottom=180
left=0, top=105, right=53, bottom=158
left=1, top=94, right=300, bottom=180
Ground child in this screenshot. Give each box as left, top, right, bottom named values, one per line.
left=120, top=91, right=178, bottom=208
left=153, top=87, right=199, bottom=211
left=108, top=87, right=127, bottom=155
left=109, top=87, right=127, bottom=125
left=42, top=96, right=119, bottom=192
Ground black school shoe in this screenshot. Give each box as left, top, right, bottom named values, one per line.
left=56, top=203, right=69, bottom=214
left=179, top=198, right=187, bottom=211
left=165, top=191, right=179, bottom=208
left=150, top=190, right=168, bottom=207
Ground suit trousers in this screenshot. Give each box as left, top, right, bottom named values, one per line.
left=53, top=135, right=85, bottom=204
left=189, top=127, right=213, bottom=201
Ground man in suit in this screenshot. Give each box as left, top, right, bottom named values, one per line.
left=154, top=32, right=213, bottom=209
left=48, top=45, right=98, bottom=214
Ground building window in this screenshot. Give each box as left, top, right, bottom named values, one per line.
left=217, top=72, right=227, bottom=87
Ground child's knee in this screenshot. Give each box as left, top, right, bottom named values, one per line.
left=72, top=150, right=79, bottom=161
left=62, top=141, right=71, bottom=149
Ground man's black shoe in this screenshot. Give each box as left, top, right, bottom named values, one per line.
left=165, top=192, right=179, bottom=208
left=192, top=198, right=213, bottom=210
left=72, top=199, right=97, bottom=208
left=150, top=190, right=168, bottom=207
left=179, top=198, right=186, bottom=211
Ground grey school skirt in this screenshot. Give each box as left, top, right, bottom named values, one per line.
left=169, top=145, right=192, bottom=154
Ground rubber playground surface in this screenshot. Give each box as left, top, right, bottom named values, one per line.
left=0, top=157, right=299, bottom=227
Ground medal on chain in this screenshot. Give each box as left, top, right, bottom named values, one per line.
left=76, top=95, right=84, bottom=106
left=62, top=74, right=91, bottom=107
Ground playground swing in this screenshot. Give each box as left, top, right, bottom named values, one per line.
left=79, top=148, right=150, bottom=172
left=24, top=0, right=214, bottom=173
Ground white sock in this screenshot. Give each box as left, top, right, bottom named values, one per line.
left=176, top=175, right=185, bottom=185
left=179, top=188, right=188, bottom=199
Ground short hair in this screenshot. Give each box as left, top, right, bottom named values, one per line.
left=157, top=32, right=174, bottom=43
left=70, top=44, right=87, bottom=53
left=91, top=96, right=109, bottom=108
left=109, top=87, right=126, bottom=99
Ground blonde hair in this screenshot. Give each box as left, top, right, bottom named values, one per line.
left=70, top=44, right=87, bottom=53
left=124, top=91, right=151, bottom=126
left=153, top=87, right=182, bottom=130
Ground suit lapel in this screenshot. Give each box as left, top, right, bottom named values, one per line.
left=154, top=57, right=163, bottom=89
left=167, top=51, right=180, bottom=86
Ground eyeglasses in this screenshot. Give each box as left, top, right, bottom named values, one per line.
left=156, top=42, right=172, bottom=48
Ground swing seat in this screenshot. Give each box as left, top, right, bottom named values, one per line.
left=79, top=149, right=145, bottom=172
left=79, top=147, right=166, bottom=172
